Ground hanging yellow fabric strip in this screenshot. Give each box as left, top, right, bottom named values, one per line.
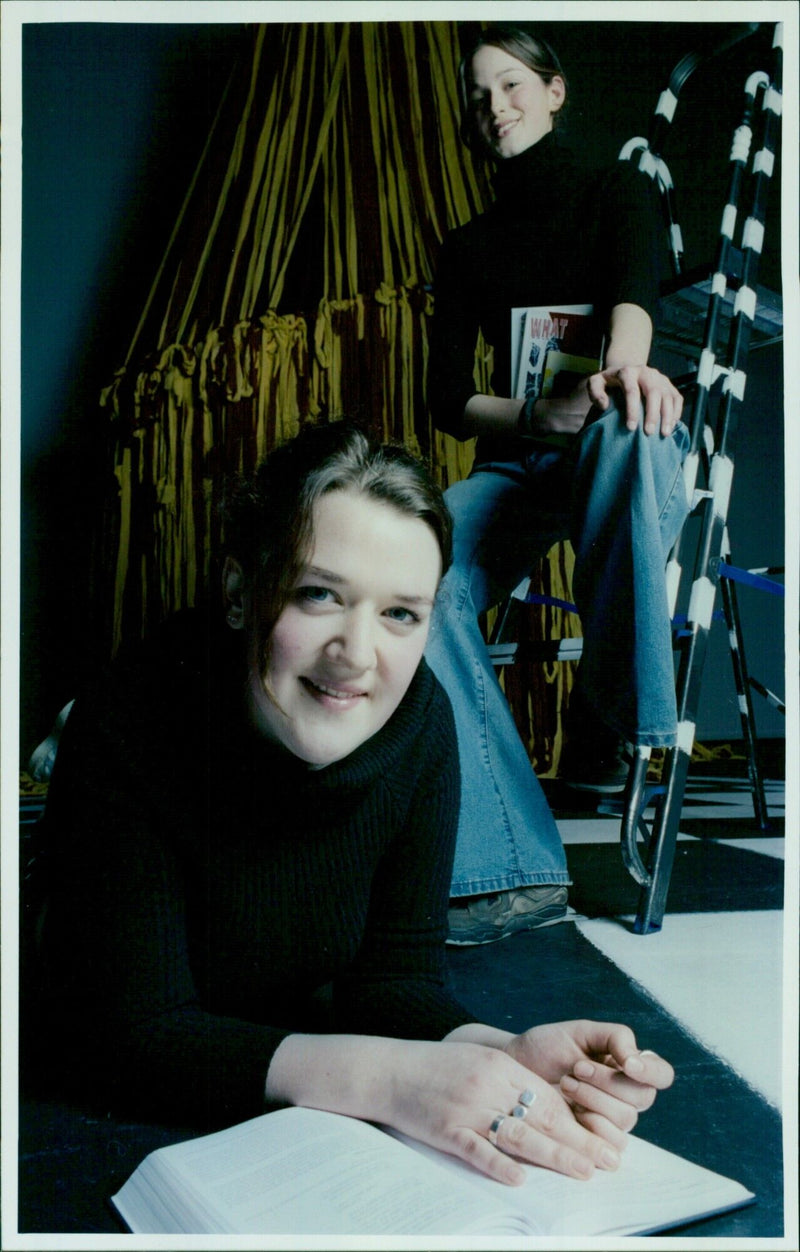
left=219, top=25, right=288, bottom=326
left=239, top=26, right=315, bottom=320
left=267, top=28, right=351, bottom=311
left=123, top=44, right=243, bottom=365
left=173, top=28, right=268, bottom=346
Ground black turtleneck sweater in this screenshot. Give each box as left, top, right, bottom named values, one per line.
left=428, top=132, right=662, bottom=462
left=37, top=610, right=471, bottom=1127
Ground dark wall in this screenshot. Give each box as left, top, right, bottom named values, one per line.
left=21, top=23, right=247, bottom=755
left=20, top=18, right=785, bottom=756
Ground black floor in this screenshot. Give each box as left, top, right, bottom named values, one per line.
left=16, top=918, right=783, bottom=1239
left=14, top=765, right=787, bottom=1240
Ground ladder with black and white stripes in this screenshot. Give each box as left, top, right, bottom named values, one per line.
left=618, top=21, right=783, bottom=932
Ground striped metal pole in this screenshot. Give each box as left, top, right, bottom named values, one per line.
left=619, top=23, right=761, bottom=278
left=632, top=23, right=782, bottom=932
left=718, top=527, right=772, bottom=830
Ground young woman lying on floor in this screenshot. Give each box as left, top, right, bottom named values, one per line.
left=36, top=421, right=672, bottom=1187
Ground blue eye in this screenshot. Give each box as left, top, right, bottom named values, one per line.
left=296, top=585, right=335, bottom=606
left=384, top=607, right=421, bottom=625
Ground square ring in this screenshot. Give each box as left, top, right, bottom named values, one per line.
left=488, top=1115, right=505, bottom=1145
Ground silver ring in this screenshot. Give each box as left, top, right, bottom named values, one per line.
left=511, top=1088, right=536, bottom=1118
left=488, top=1115, right=505, bottom=1146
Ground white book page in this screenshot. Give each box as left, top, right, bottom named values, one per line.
left=510, top=307, right=528, bottom=394
left=113, top=1108, right=754, bottom=1237
left=389, top=1129, right=755, bottom=1237
left=112, top=1107, right=528, bottom=1236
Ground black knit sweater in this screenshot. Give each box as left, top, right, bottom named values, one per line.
left=428, top=131, right=662, bottom=461
left=39, top=610, right=472, bottom=1127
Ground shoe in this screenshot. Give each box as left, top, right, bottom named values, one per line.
left=559, top=734, right=632, bottom=794
left=559, top=690, right=632, bottom=795
left=27, top=700, right=75, bottom=782
left=447, top=885, right=569, bottom=946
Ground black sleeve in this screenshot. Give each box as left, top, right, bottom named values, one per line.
left=427, top=230, right=484, bottom=441
left=333, top=677, right=474, bottom=1039
left=593, top=163, right=664, bottom=327
left=38, top=675, right=293, bottom=1129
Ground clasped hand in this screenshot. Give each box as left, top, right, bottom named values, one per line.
left=390, top=1022, right=673, bottom=1188
left=504, top=1019, right=674, bottom=1149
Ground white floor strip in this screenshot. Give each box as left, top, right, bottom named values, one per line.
left=555, top=777, right=787, bottom=1110
left=717, top=836, right=786, bottom=858
left=670, top=802, right=785, bottom=819
left=556, top=776, right=785, bottom=845
left=577, top=910, right=785, bottom=1110
left=557, top=818, right=697, bottom=845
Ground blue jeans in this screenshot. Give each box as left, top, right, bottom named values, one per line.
left=426, top=403, right=690, bottom=897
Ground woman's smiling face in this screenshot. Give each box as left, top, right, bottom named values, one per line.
left=468, top=43, right=565, bottom=160
left=246, top=488, right=442, bottom=766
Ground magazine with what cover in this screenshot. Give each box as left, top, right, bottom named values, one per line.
left=511, top=303, right=603, bottom=403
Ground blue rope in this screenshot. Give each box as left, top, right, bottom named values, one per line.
left=718, top=562, right=785, bottom=596
left=522, top=592, right=578, bottom=613
left=521, top=561, right=782, bottom=633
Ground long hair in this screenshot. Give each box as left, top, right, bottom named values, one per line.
left=221, top=421, right=452, bottom=668
left=458, top=23, right=568, bottom=150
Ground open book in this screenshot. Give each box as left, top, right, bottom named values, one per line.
left=111, top=1105, right=754, bottom=1237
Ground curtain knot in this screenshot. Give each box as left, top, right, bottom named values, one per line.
left=313, top=295, right=365, bottom=368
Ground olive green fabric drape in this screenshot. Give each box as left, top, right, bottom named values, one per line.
left=100, top=20, right=576, bottom=773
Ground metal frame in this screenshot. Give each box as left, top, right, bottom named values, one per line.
left=618, top=21, right=783, bottom=931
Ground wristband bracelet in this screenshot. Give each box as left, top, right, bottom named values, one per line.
left=517, top=394, right=537, bottom=439
left=517, top=396, right=576, bottom=451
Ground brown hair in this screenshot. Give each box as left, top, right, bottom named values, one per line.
left=458, top=23, right=568, bottom=150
